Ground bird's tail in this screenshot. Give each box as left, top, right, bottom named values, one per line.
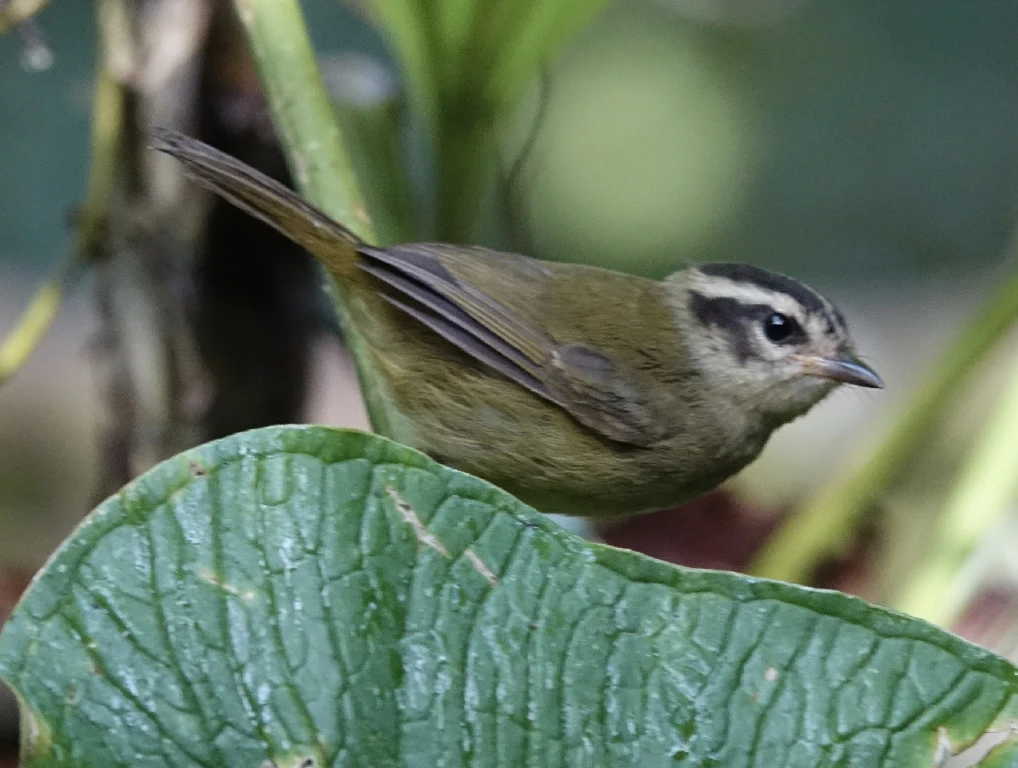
left=149, top=128, right=364, bottom=278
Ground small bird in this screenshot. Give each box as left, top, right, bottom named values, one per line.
left=152, top=129, right=882, bottom=517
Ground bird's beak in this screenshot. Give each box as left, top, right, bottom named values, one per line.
left=794, top=354, right=884, bottom=389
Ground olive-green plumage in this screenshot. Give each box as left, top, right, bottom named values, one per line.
left=152, top=129, right=882, bottom=517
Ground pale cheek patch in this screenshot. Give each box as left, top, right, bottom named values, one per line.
left=802, top=314, right=845, bottom=356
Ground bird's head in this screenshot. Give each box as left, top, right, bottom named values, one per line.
left=666, top=262, right=882, bottom=424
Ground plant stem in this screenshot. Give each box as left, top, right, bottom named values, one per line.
left=891, top=349, right=1018, bottom=625
left=233, top=0, right=374, bottom=244
left=0, top=56, right=122, bottom=387
left=433, top=95, right=496, bottom=242
left=324, top=54, right=418, bottom=244
left=232, top=0, right=398, bottom=432
left=0, top=262, right=74, bottom=385
left=92, top=0, right=214, bottom=497
left=749, top=257, right=1018, bottom=584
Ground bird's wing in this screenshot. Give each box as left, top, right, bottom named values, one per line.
left=357, top=243, right=666, bottom=446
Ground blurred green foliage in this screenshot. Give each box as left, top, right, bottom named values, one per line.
left=0, top=3, right=91, bottom=276
left=4, top=0, right=1018, bottom=628
left=516, top=0, right=1018, bottom=281
left=359, top=0, right=609, bottom=240
left=4, top=0, right=1018, bottom=282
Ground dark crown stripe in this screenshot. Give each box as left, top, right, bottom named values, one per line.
left=698, top=263, right=830, bottom=318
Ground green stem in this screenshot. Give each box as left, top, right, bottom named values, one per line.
left=233, top=0, right=374, bottom=244
left=0, top=55, right=122, bottom=387
left=334, top=100, right=418, bottom=244
left=433, top=96, right=497, bottom=242
left=0, top=260, right=75, bottom=385
left=891, top=349, right=1018, bottom=625
left=749, top=258, right=1018, bottom=583
left=233, top=0, right=398, bottom=433
left=324, top=55, right=418, bottom=244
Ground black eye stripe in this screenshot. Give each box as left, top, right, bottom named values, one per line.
left=689, top=294, right=800, bottom=329
left=697, top=262, right=847, bottom=336
left=688, top=293, right=809, bottom=357
left=688, top=294, right=754, bottom=361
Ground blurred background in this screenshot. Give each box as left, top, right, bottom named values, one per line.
left=3, top=0, right=1018, bottom=761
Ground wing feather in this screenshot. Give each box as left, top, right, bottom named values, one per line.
left=359, top=246, right=551, bottom=364
left=357, top=244, right=666, bottom=446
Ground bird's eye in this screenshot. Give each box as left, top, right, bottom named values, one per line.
left=763, top=312, right=800, bottom=343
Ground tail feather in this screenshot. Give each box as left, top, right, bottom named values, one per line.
left=149, top=128, right=363, bottom=277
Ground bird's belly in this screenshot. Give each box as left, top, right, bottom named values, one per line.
left=351, top=308, right=765, bottom=517
left=376, top=362, right=761, bottom=517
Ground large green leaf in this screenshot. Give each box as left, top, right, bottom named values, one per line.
left=1, top=425, right=1016, bottom=767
